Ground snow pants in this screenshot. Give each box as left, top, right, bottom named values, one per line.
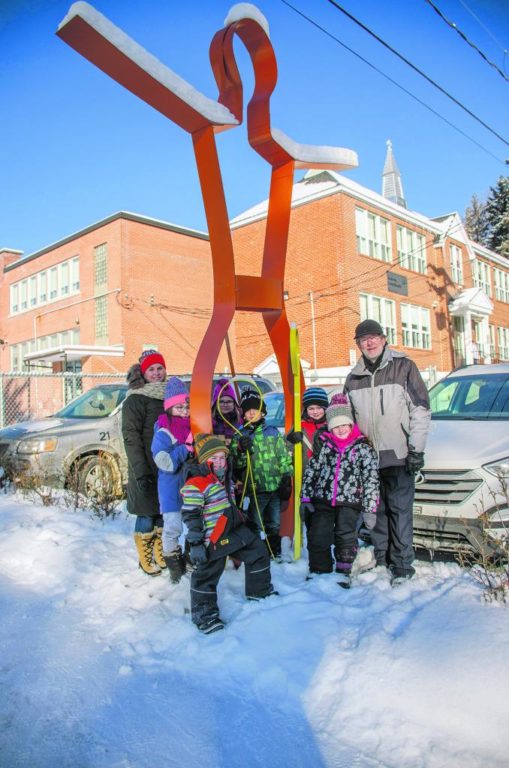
left=307, top=502, right=360, bottom=574
left=190, top=536, right=273, bottom=629
left=371, top=465, right=415, bottom=577
left=247, top=491, right=282, bottom=557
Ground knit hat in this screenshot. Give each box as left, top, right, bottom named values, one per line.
left=164, top=376, right=189, bottom=411
left=139, top=349, right=166, bottom=375
left=302, top=387, right=329, bottom=410
left=212, top=378, right=238, bottom=408
left=240, top=388, right=267, bottom=415
left=326, top=393, right=354, bottom=429
left=194, top=433, right=229, bottom=464
left=354, top=319, right=385, bottom=339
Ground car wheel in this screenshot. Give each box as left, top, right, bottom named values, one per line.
left=77, top=455, right=122, bottom=499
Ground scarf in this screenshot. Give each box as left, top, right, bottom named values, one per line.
left=327, top=423, right=362, bottom=454
left=157, top=413, right=191, bottom=445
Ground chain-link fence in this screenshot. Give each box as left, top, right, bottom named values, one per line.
left=0, top=372, right=125, bottom=428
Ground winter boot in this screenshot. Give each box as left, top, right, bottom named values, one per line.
left=134, top=532, right=162, bottom=577
left=164, top=547, right=186, bottom=584
left=152, top=527, right=168, bottom=570
left=198, top=617, right=225, bottom=635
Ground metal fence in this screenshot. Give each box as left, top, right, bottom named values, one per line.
left=0, top=372, right=125, bottom=428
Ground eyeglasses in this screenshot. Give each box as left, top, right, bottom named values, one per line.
left=172, top=403, right=190, bottom=412
left=358, top=334, right=383, bottom=344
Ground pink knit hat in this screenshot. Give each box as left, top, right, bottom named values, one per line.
left=164, top=377, right=189, bottom=411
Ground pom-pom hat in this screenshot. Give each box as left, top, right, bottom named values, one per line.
left=164, top=376, right=189, bottom=411
left=139, top=349, right=166, bottom=375
left=326, top=393, right=354, bottom=429
left=194, top=433, right=229, bottom=464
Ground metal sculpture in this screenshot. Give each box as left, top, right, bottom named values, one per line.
left=57, top=2, right=357, bottom=436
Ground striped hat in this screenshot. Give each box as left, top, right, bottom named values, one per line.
left=194, top=433, right=229, bottom=464
left=164, top=376, right=189, bottom=411
left=326, top=393, right=354, bottom=429
left=302, top=387, right=329, bottom=410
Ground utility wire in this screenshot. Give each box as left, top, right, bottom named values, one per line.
left=324, top=0, right=509, bottom=146
left=280, top=0, right=506, bottom=164
left=424, top=0, right=509, bottom=83
left=458, top=0, right=509, bottom=63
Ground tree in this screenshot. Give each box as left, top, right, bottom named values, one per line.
left=485, top=176, right=509, bottom=258
left=464, top=193, right=488, bottom=246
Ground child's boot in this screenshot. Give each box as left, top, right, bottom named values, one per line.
left=152, top=527, right=168, bottom=570
left=134, top=532, right=162, bottom=577
left=164, top=547, right=186, bottom=584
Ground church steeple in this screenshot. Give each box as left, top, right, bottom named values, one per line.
left=382, top=139, right=406, bottom=208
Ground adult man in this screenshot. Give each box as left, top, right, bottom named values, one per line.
left=344, top=319, right=431, bottom=583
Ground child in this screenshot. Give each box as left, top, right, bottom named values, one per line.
left=151, top=376, right=193, bottom=583
left=181, top=433, right=276, bottom=634
left=211, top=377, right=242, bottom=445
left=288, top=386, right=329, bottom=465
left=301, top=393, right=379, bottom=585
left=230, top=389, right=293, bottom=559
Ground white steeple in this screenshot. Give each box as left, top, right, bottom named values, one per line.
left=382, top=139, right=406, bottom=208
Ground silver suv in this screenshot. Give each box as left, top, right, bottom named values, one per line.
left=0, top=374, right=275, bottom=495
left=413, top=364, right=509, bottom=557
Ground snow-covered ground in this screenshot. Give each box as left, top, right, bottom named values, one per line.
left=1, top=491, right=508, bottom=768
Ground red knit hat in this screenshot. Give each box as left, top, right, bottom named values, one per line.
left=139, top=349, right=166, bottom=375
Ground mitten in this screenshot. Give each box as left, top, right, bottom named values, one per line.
left=136, top=475, right=154, bottom=493
left=278, top=474, right=292, bottom=501
left=189, top=544, right=207, bottom=565
left=300, top=501, right=315, bottom=521
left=286, top=429, right=303, bottom=445
left=363, top=511, right=377, bottom=531
left=405, top=450, right=425, bottom=475
left=238, top=434, right=253, bottom=453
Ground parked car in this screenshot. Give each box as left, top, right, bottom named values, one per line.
left=0, top=374, right=274, bottom=496
left=412, top=363, right=509, bottom=558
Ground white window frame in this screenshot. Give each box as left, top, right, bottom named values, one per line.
left=10, top=283, right=19, bottom=314
left=355, top=208, right=392, bottom=263
left=20, top=280, right=28, bottom=311
left=38, top=271, right=47, bottom=304
left=450, top=244, right=463, bottom=285
left=401, top=303, right=431, bottom=350
left=71, top=257, right=80, bottom=292
left=359, top=293, right=396, bottom=344
left=494, top=268, right=509, bottom=303
left=498, top=327, right=509, bottom=361
left=396, top=226, right=426, bottom=274
left=473, top=259, right=492, bottom=297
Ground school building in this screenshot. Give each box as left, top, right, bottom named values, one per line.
left=1, top=143, right=508, bottom=386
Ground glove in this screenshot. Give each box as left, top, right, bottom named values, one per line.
left=405, top=450, right=425, bottom=475
left=238, top=435, right=253, bottom=453
left=278, top=474, right=292, bottom=501
left=189, top=544, right=207, bottom=565
left=363, top=511, right=377, bottom=531
left=136, top=475, right=154, bottom=493
left=300, top=501, right=315, bottom=522
left=286, top=429, right=303, bottom=445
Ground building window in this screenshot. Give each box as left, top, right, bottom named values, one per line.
left=49, top=267, right=58, bottom=300
left=359, top=293, right=396, bottom=344
left=450, top=244, right=463, bottom=285
left=10, top=284, right=19, bottom=314
left=489, top=324, right=496, bottom=358
left=95, top=295, right=108, bottom=341
left=29, top=276, right=37, bottom=306
left=10, top=345, right=20, bottom=371
left=59, top=261, right=70, bottom=296
left=401, top=303, right=431, bottom=349
left=473, top=259, right=492, bottom=296
left=38, top=271, right=47, bottom=304
left=494, top=268, right=509, bottom=303
left=355, top=208, right=392, bottom=263
left=71, top=257, right=80, bottom=292
left=20, top=280, right=28, bottom=311
left=396, top=226, right=426, bottom=274
left=94, top=243, right=108, bottom=288
left=498, top=327, right=509, bottom=361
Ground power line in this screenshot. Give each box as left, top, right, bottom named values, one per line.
left=458, top=0, right=509, bottom=61
left=279, top=0, right=506, bottom=164
left=325, top=0, right=509, bottom=146
left=424, top=0, right=509, bottom=83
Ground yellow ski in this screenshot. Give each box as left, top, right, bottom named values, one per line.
left=290, top=323, right=303, bottom=560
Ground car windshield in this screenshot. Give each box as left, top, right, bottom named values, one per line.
left=430, top=373, right=509, bottom=420
left=55, top=386, right=127, bottom=419
left=264, top=392, right=285, bottom=429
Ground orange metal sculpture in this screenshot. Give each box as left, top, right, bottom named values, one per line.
left=57, top=3, right=358, bottom=534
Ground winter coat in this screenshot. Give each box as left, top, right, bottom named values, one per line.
left=181, top=463, right=257, bottom=560
left=230, top=419, right=293, bottom=493
left=301, top=425, right=379, bottom=516
left=151, top=413, right=190, bottom=513
left=344, top=346, right=431, bottom=469
left=121, top=374, right=166, bottom=517
left=301, top=417, right=326, bottom=463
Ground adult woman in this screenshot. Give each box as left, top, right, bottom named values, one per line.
left=122, top=349, right=168, bottom=576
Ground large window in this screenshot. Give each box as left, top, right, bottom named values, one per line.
left=396, top=226, right=426, bottom=274
left=401, top=303, right=431, bottom=349
left=355, top=208, right=392, bottom=262
left=359, top=293, right=396, bottom=344
left=473, top=259, right=492, bottom=297
left=450, top=244, right=463, bottom=285
left=8, top=328, right=81, bottom=371
left=9, top=256, right=80, bottom=315
left=498, top=327, right=509, bottom=361
left=494, top=268, right=509, bottom=303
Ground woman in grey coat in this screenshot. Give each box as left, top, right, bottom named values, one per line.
left=122, top=349, right=167, bottom=576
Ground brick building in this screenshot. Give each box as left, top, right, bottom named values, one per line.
left=1, top=145, right=508, bottom=387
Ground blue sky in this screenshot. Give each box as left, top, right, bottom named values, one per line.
left=2, top=0, right=509, bottom=256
